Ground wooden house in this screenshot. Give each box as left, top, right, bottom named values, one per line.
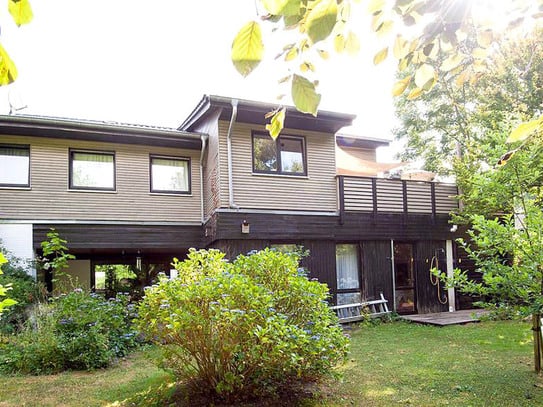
left=0, top=95, right=464, bottom=314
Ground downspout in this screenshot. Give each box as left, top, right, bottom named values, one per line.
left=227, top=99, right=239, bottom=209
left=199, top=134, right=208, bottom=223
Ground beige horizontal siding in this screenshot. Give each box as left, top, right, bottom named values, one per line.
left=218, top=121, right=337, bottom=212
left=0, top=135, right=201, bottom=222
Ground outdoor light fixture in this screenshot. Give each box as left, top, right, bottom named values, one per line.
left=450, top=224, right=458, bottom=233
left=241, top=220, right=250, bottom=234
left=136, top=250, right=142, bottom=270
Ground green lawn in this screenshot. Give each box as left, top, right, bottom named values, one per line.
left=0, top=320, right=541, bottom=406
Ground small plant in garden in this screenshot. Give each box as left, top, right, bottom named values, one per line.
left=0, top=289, right=140, bottom=374
left=136, top=248, right=348, bottom=401
left=0, top=248, right=45, bottom=334
left=39, top=229, right=75, bottom=291
left=0, top=252, right=16, bottom=316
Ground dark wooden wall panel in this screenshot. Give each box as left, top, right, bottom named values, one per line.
left=301, top=240, right=337, bottom=299
left=33, top=224, right=203, bottom=251
left=362, top=241, right=393, bottom=304
left=414, top=240, right=449, bottom=314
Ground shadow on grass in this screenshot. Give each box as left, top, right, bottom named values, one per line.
left=109, top=379, right=327, bottom=407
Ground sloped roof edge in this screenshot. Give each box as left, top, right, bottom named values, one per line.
left=179, top=95, right=356, bottom=134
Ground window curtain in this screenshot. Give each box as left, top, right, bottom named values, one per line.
left=336, top=244, right=360, bottom=290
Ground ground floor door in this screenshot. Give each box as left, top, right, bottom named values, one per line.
left=394, top=243, right=416, bottom=313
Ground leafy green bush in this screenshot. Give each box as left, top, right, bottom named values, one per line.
left=136, top=248, right=348, bottom=400
left=0, top=290, right=140, bottom=374
left=0, top=251, right=45, bottom=334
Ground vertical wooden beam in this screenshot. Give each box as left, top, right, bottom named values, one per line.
left=431, top=182, right=437, bottom=222
left=372, top=178, right=378, bottom=215
left=402, top=180, right=408, bottom=217
left=338, top=176, right=345, bottom=225
left=446, top=240, right=456, bottom=312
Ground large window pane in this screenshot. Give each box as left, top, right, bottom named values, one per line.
left=0, top=145, right=30, bottom=186
left=253, top=135, right=277, bottom=172
left=280, top=137, right=304, bottom=174
left=70, top=151, right=115, bottom=190
left=336, top=244, right=360, bottom=290
left=252, top=133, right=306, bottom=175
left=151, top=156, right=189, bottom=193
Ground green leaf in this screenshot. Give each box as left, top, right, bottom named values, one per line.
left=334, top=34, right=346, bottom=53
left=345, top=31, right=360, bottom=55
left=231, top=21, right=264, bottom=77
left=291, top=74, right=321, bottom=116
left=373, top=47, right=388, bottom=65
left=0, top=252, right=6, bottom=266
left=407, top=87, right=423, bottom=100
left=305, top=0, right=338, bottom=44
left=0, top=44, right=18, bottom=86
left=261, top=0, right=301, bottom=16
left=414, top=63, right=435, bottom=88
left=393, top=35, right=409, bottom=59
left=367, top=0, right=385, bottom=14
left=8, top=0, right=33, bottom=26
left=392, top=76, right=411, bottom=96
left=265, top=108, right=286, bottom=139
left=506, top=117, right=543, bottom=144
left=441, top=53, right=464, bottom=72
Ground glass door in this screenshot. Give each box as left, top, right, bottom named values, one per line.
left=394, top=243, right=416, bottom=313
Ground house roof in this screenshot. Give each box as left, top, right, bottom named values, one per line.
left=336, top=134, right=390, bottom=150
left=0, top=114, right=204, bottom=150
left=179, top=95, right=356, bottom=134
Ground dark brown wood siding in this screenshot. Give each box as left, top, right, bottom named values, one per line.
left=414, top=240, right=449, bottom=314
left=33, top=224, right=203, bottom=251
left=362, top=241, right=393, bottom=304
left=300, top=240, right=337, bottom=299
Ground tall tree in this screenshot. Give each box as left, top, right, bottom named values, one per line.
left=394, top=28, right=543, bottom=174
left=231, top=0, right=543, bottom=138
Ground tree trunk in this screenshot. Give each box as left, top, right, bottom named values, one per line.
left=532, top=313, right=542, bottom=373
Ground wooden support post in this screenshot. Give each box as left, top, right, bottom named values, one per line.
left=533, top=313, right=542, bottom=373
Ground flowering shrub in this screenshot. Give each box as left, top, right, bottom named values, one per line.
left=0, top=290, right=139, bottom=374
left=136, top=248, right=348, bottom=400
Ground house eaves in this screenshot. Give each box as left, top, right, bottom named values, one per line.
left=0, top=114, right=204, bottom=150
left=179, top=95, right=355, bottom=134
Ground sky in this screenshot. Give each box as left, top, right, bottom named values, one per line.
left=0, top=1, right=399, bottom=159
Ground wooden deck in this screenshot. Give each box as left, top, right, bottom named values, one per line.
left=401, top=309, right=489, bottom=326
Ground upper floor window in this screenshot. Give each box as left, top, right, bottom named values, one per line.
left=252, top=133, right=306, bottom=175
left=69, top=150, right=115, bottom=191
left=0, top=144, right=30, bottom=187
left=150, top=155, right=190, bottom=194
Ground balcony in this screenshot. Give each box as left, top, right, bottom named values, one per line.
left=338, top=176, right=458, bottom=217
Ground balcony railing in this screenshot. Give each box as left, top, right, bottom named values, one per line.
left=338, top=175, right=458, bottom=216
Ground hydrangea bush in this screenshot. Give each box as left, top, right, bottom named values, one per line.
left=136, top=248, right=348, bottom=399
left=0, top=290, right=139, bottom=374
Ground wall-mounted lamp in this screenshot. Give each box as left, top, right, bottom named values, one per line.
left=241, top=220, right=250, bottom=234
left=136, top=250, right=142, bottom=270
left=450, top=224, right=458, bottom=233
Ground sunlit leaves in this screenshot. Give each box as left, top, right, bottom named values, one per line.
left=8, top=0, right=33, bottom=26
left=261, top=0, right=301, bottom=16
left=414, top=63, right=436, bottom=90
left=0, top=44, right=18, bottom=85
left=506, top=116, right=543, bottom=143
left=393, top=35, right=409, bottom=59
left=373, top=47, right=388, bottom=65
left=441, top=53, right=465, bottom=72
left=305, top=0, right=338, bottom=44
left=477, top=29, right=494, bottom=48
left=367, top=0, right=385, bottom=14
left=392, top=76, right=411, bottom=96
left=407, top=87, right=423, bottom=100
left=231, top=21, right=264, bottom=77
left=291, top=74, right=320, bottom=116
left=265, top=107, right=286, bottom=139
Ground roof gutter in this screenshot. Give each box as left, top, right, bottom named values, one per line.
left=199, top=134, right=208, bottom=223
left=227, top=99, right=239, bottom=209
